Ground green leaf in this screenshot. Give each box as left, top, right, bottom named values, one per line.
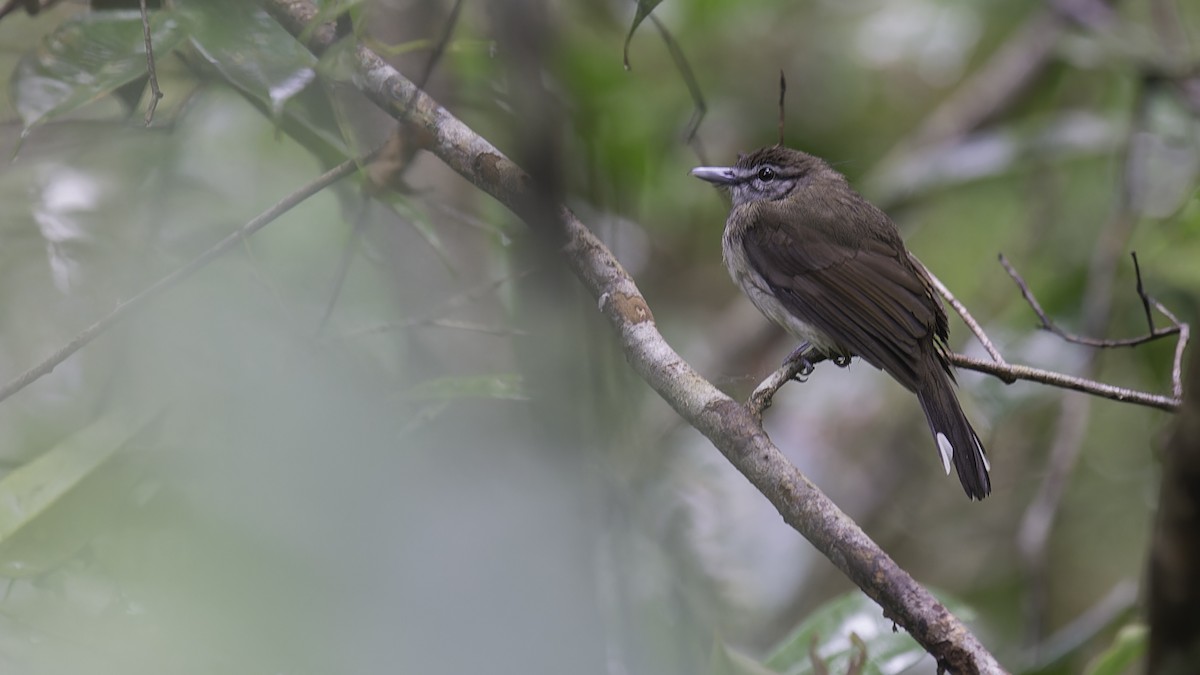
left=766, top=590, right=975, bottom=675
left=0, top=408, right=162, bottom=577
left=623, top=0, right=664, bottom=70
left=178, top=0, right=349, bottom=157
left=11, top=9, right=192, bottom=131
left=1083, top=624, right=1147, bottom=675
left=407, top=374, right=528, bottom=402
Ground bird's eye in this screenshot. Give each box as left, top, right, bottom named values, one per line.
left=757, top=167, right=775, bottom=182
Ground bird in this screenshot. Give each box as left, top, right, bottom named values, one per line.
left=691, top=145, right=991, bottom=500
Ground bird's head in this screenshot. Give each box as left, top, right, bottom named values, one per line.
left=691, top=146, right=835, bottom=208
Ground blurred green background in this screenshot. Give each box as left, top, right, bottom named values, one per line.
left=0, top=0, right=1196, bottom=673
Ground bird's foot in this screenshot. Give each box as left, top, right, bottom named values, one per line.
left=783, top=342, right=825, bottom=381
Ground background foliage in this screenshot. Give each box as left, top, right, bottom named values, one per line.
left=0, top=0, right=1196, bottom=673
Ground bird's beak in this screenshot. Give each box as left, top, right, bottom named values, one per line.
left=690, top=166, right=737, bottom=185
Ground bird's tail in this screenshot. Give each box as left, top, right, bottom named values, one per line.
left=915, top=362, right=991, bottom=500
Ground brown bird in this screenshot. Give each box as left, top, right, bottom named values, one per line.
left=692, top=145, right=991, bottom=500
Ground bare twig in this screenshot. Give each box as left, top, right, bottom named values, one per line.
left=922, top=262, right=1006, bottom=364
left=139, top=0, right=163, bottom=125
left=949, top=354, right=1178, bottom=411
left=1000, top=253, right=1182, bottom=349
left=1157, top=302, right=1190, bottom=401
left=1132, top=252, right=1156, bottom=333
left=415, top=0, right=464, bottom=94
left=0, top=159, right=360, bottom=407
left=747, top=354, right=808, bottom=423
left=262, top=3, right=1005, bottom=671
left=777, top=69, right=786, bottom=147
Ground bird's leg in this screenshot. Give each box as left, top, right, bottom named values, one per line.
left=749, top=342, right=823, bottom=423
left=782, top=341, right=827, bottom=381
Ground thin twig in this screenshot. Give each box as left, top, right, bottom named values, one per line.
left=415, top=0, right=463, bottom=93
left=0, top=158, right=360, bottom=407
left=922, top=262, right=1006, bottom=364
left=747, top=355, right=807, bottom=423
left=777, top=69, right=786, bottom=147
left=1000, top=253, right=1182, bottom=348
left=140, top=0, right=163, bottom=125
left=1132, top=252, right=1156, bottom=333
left=949, top=353, right=1178, bottom=411
left=1156, top=302, right=1190, bottom=401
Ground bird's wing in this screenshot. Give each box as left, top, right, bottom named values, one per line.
left=741, top=217, right=944, bottom=391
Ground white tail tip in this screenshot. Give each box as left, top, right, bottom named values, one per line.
left=936, top=432, right=953, bottom=475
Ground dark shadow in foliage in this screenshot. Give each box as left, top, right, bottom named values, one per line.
left=1149, top=342, right=1200, bottom=674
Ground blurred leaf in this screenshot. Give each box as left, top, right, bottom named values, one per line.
left=623, top=0, right=663, bottom=70
left=407, top=374, right=528, bottom=402
left=1083, top=624, right=1147, bottom=675
left=766, top=590, right=974, bottom=675
left=710, top=637, right=781, bottom=675
left=11, top=9, right=192, bottom=132
left=179, top=0, right=349, bottom=157
left=317, top=34, right=377, bottom=158
left=0, top=407, right=162, bottom=577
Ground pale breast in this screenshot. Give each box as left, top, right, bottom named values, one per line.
left=722, top=225, right=838, bottom=354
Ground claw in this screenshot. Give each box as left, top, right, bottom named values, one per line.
left=795, top=358, right=814, bottom=380
left=783, top=341, right=824, bottom=380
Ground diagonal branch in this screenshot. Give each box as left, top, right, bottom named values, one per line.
left=262, top=3, right=1005, bottom=672
left=922, top=262, right=1006, bottom=364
